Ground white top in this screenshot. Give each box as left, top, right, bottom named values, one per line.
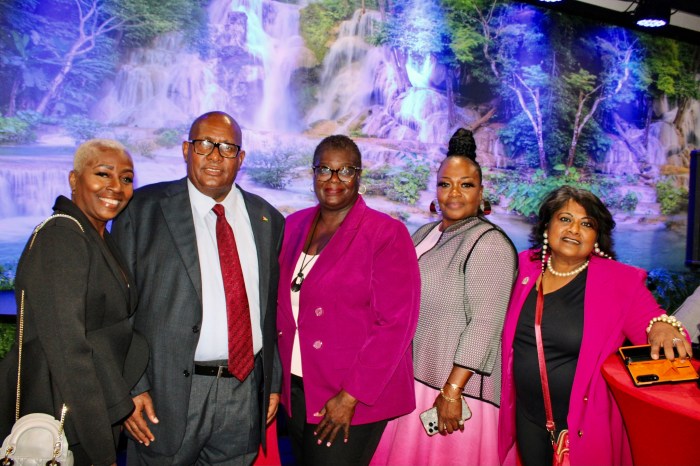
left=290, top=252, right=319, bottom=376
left=188, top=180, right=262, bottom=361
left=415, top=223, right=443, bottom=257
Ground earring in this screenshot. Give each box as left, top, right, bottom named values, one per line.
left=358, top=184, right=367, bottom=195
left=541, top=231, right=549, bottom=272
left=482, top=199, right=492, bottom=215
left=429, top=199, right=441, bottom=214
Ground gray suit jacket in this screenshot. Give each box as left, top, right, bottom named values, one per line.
left=111, top=178, right=284, bottom=456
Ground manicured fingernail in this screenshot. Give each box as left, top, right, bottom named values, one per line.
left=344, top=439, right=348, bottom=443
left=326, top=442, right=331, bottom=447
left=317, top=439, right=322, bottom=445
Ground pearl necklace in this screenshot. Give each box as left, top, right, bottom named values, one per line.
left=547, top=256, right=589, bottom=277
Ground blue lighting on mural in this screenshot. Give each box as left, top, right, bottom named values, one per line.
left=0, top=0, right=696, bottom=275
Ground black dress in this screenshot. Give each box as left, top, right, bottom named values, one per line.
left=512, top=270, right=586, bottom=466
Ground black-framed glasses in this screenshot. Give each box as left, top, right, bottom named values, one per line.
left=312, top=165, right=361, bottom=182
left=188, top=139, right=242, bottom=159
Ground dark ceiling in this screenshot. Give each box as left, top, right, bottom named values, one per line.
left=519, top=0, right=700, bottom=45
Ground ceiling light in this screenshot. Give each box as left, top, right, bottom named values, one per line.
left=538, top=0, right=563, bottom=3
left=634, top=0, right=670, bottom=28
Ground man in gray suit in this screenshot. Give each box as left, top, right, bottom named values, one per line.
left=112, top=111, right=284, bottom=464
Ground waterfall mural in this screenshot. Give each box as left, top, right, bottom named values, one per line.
left=0, top=0, right=698, bottom=288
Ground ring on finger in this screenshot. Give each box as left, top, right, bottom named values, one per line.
left=672, top=337, right=681, bottom=346
left=458, top=420, right=464, bottom=426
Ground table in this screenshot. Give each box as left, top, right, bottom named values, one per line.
left=253, top=419, right=282, bottom=465
left=601, top=353, right=700, bottom=466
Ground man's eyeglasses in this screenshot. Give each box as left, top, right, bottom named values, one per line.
left=188, top=139, right=242, bottom=159
left=313, top=165, right=361, bottom=182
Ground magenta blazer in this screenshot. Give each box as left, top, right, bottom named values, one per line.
left=277, top=196, right=420, bottom=424
left=499, top=252, right=664, bottom=466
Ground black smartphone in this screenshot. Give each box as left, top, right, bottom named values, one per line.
left=636, top=374, right=660, bottom=383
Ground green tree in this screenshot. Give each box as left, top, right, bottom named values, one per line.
left=453, top=1, right=552, bottom=171
left=300, top=0, right=362, bottom=63
left=641, top=38, right=700, bottom=150
left=0, top=0, right=205, bottom=116
left=563, top=29, right=640, bottom=167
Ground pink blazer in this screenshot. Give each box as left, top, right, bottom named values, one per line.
left=498, top=252, right=663, bottom=466
left=277, top=197, right=420, bottom=424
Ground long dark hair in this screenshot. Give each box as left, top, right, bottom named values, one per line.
left=529, top=185, right=617, bottom=260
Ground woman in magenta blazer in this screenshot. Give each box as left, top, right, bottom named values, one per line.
left=498, top=186, right=692, bottom=466
left=277, top=135, right=420, bottom=466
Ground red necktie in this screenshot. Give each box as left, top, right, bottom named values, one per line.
left=212, top=204, right=254, bottom=381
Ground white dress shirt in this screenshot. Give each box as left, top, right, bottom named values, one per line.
left=188, top=180, right=263, bottom=361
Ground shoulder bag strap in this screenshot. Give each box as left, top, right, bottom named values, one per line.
left=534, top=276, right=557, bottom=444
left=15, top=214, right=84, bottom=420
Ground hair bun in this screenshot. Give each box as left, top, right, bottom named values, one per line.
left=446, top=128, right=477, bottom=160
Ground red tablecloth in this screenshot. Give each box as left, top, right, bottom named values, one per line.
left=254, top=419, right=281, bottom=466
left=601, top=353, right=700, bottom=466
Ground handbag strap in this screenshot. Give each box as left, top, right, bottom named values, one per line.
left=535, top=276, right=557, bottom=444
left=15, top=214, right=84, bottom=421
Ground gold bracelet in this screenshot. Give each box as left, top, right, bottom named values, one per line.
left=646, top=314, right=687, bottom=337
left=444, top=382, right=464, bottom=392
left=439, top=388, right=460, bottom=403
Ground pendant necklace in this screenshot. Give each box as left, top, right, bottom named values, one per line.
left=291, top=213, right=321, bottom=292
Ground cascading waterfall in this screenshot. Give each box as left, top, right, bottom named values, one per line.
left=0, top=161, right=70, bottom=217
left=91, top=33, right=227, bottom=127
left=306, top=9, right=386, bottom=125
left=92, top=0, right=307, bottom=131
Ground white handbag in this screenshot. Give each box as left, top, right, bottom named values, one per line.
left=2, top=215, right=78, bottom=466
left=1, top=411, right=73, bottom=465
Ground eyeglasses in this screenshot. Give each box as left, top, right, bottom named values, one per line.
left=312, top=165, right=361, bottom=182
left=188, top=139, right=242, bottom=159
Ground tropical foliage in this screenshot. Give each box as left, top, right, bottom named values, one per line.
left=0, top=0, right=205, bottom=117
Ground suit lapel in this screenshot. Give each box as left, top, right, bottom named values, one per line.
left=56, top=196, right=134, bottom=309
left=101, top=232, right=137, bottom=312
left=160, top=179, right=203, bottom=304
left=241, top=187, right=272, bottom=321
left=307, top=196, right=365, bottom=285
left=572, top=257, right=609, bottom=394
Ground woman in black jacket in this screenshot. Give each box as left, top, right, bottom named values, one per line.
left=0, top=139, right=148, bottom=466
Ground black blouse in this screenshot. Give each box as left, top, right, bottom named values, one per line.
left=513, top=270, right=587, bottom=429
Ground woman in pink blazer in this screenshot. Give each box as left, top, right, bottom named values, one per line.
left=277, top=135, right=420, bottom=466
left=498, top=186, right=692, bottom=466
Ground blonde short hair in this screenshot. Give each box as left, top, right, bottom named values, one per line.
left=73, top=139, right=130, bottom=173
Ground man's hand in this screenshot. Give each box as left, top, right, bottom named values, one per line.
left=124, top=392, right=158, bottom=446
left=267, top=393, right=280, bottom=425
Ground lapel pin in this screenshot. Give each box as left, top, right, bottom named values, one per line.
left=522, top=277, right=529, bottom=285
left=262, top=216, right=269, bottom=222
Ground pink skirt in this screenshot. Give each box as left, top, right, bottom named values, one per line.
left=371, top=380, right=500, bottom=466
